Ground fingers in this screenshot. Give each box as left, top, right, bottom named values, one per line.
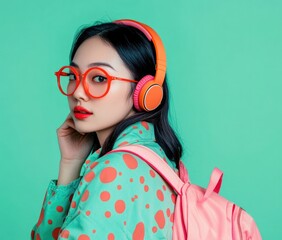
left=60, top=112, right=85, bottom=135
left=56, top=113, right=73, bottom=132
left=65, top=115, right=75, bottom=129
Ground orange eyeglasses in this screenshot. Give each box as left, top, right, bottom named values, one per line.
left=55, top=66, right=138, bottom=98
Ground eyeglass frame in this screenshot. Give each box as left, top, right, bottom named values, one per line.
left=54, top=65, right=138, bottom=98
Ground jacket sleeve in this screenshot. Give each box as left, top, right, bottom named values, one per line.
left=56, top=152, right=175, bottom=239
left=31, top=177, right=81, bottom=240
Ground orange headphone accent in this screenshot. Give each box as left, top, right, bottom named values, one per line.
left=115, top=19, right=166, bottom=112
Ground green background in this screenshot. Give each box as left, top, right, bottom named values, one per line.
left=0, top=0, right=281, bottom=239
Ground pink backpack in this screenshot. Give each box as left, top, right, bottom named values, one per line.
left=111, top=145, right=262, bottom=240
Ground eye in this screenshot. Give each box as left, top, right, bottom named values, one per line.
left=68, top=73, right=76, bottom=81
left=92, top=75, right=107, bottom=83
left=61, top=72, right=76, bottom=81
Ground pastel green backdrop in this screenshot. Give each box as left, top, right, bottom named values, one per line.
left=0, top=0, right=281, bottom=239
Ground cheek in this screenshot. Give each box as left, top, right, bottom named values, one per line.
left=97, top=84, right=133, bottom=114
left=110, top=81, right=133, bottom=102
left=67, top=96, right=78, bottom=112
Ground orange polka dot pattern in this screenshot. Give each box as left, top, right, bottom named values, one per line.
left=31, top=121, right=177, bottom=239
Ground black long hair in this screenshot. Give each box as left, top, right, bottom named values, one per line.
left=70, top=21, right=183, bottom=168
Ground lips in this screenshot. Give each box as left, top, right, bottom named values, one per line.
left=73, top=106, right=93, bottom=120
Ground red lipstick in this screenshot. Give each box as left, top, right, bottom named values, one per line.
left=73, top=106, right=93, bottom=120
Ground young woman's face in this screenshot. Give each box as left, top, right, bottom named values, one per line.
left=68, top=36, right=136, bottom=146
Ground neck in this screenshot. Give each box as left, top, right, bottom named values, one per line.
left=96, top=126, right=115, bottom=148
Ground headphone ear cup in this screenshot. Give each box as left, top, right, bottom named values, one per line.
left=133, top=75, right=154, bottom=111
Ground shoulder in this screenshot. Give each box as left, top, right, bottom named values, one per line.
left=94, top=143, right=175, bottom=175
left=85, top=149, right=157, bottom=180
left=81, top=145, right=170, bottom=192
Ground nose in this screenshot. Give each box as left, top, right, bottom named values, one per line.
left=72, top=79, right=90, bottom=101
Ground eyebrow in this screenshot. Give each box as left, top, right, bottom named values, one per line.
left=70, top=61, right=116, bottom=70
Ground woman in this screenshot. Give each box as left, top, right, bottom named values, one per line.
left=31, top=19, right=182, bottom=239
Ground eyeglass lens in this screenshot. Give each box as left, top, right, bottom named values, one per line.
left=58, top=67, right=109, bottom=97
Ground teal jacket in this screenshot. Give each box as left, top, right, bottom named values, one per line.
left=31, top=121, right=177, bottom=239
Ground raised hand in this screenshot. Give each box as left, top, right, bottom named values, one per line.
left=56, top=113, right=96, bottom=185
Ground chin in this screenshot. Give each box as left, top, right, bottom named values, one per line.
left=73, top=121, right=96, bottom=133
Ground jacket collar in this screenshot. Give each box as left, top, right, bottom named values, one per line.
left=113, top=121, right=155, bottom=149
left=89, top=121, right=155, bottom=161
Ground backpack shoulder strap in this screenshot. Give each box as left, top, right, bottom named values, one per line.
left=109, top=145, right=184, bottom=195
